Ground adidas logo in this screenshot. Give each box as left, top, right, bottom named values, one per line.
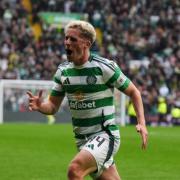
left=63, top=78, right=70, bottom=84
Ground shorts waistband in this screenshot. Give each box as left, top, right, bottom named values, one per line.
left=75, top=131, right=103, bottom=139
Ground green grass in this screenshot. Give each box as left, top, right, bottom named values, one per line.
left=0, top=124, right=180, bottom=180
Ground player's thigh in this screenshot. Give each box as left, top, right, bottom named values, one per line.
left=69, top=149, right=97, bottom=176
left=97, top=164, right=121, bottom=180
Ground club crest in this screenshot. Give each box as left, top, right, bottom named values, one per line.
left=86, top=76, right=97, bottom=85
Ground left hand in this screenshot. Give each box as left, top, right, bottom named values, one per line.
left=26, top=90, right=43, bottom=111
left=136, top=124, right=148, bottom=149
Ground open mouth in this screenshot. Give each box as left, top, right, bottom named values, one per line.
left=66, top=49, right=73, bottom=55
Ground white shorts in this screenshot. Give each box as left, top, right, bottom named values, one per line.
left=76, top=131, right=120, bottom=179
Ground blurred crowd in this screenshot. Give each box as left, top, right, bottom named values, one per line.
left=0, top=0, right=179, bottom=125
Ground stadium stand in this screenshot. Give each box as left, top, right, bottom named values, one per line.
left=0, top=0, right=179, bottom=125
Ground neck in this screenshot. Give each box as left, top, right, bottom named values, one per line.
left=74, top=51, right=90, bottom=66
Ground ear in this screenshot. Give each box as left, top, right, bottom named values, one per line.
left=85, top=40, right=92, bottom=48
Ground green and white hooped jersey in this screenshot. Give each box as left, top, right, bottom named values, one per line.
left=51, top=54, right=131, bottom=138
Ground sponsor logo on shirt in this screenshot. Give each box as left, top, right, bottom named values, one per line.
left=69, top=101, right=96, bottom=110
left=74, top=91, right=84, bottom=101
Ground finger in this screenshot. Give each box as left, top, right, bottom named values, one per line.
left=142, top=133, right=148, bottom=149
left=38, top=90, right=43, bottom=98
left=142, top=140, right=147, bottom=149
left=27, top=91, right=33, bottom=98
left=142, top=140, right=146, bottom=149
left=136, top=124, right=141, bottom=132
left=29, top=99, right=33, bottom=103
left=29, top=102, right=33, bottom=106
left=29, top=106, right=32, bottom=111
left=142, top=143, right=146, bottom=149
left=141, top=136, right=146, bottom=149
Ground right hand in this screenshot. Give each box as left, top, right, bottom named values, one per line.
left=136, top=124, right=148, bottom=149
left=26, top=90, right=43, bottom=111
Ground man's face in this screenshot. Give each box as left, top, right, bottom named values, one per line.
left=64, top=28, right=88, bottom=63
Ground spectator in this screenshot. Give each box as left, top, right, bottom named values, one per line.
left=1, top=0, right=179, bottom=125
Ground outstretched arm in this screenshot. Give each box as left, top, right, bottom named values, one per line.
left=123, top=82, right=148, bottom=149
left=26, top=90, right=64, bottom=115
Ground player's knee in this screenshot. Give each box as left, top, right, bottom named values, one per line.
left=67, top=161, right=83, bottom=179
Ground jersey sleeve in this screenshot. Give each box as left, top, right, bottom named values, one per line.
left=103, top=60, right=131, bottom=92
left=50, top=67, right=65, bottom=97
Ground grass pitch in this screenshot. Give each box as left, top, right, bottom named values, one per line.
left=0, top=124, right=180, bottom=180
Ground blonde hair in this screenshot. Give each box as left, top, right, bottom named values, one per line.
left=64, top=20, right=96, bottom=44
